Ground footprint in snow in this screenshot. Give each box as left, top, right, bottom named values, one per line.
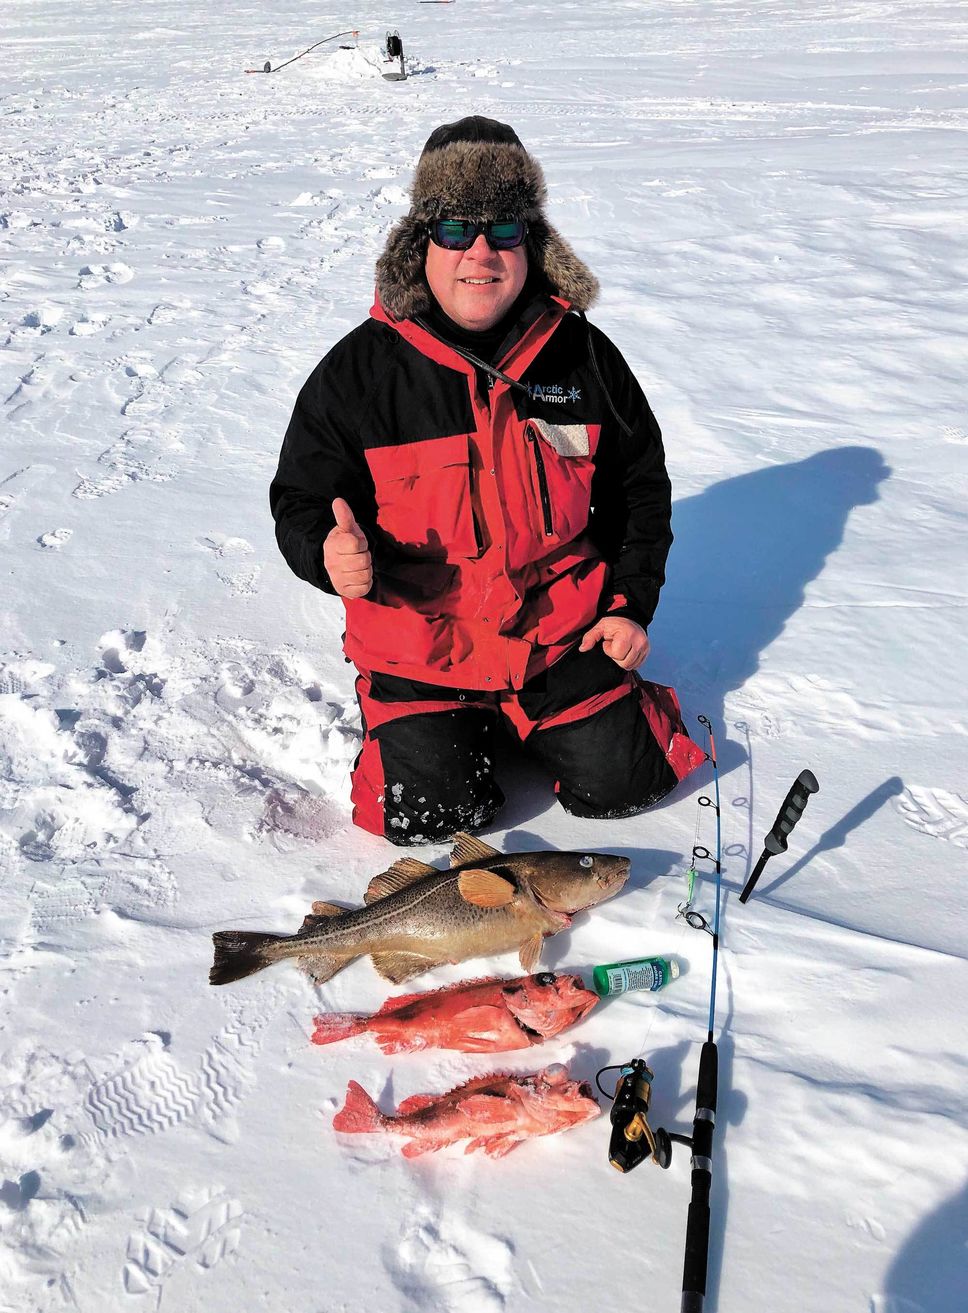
left=77, top=261, right=134, bottom=289
left=16, top=305, right=64, bottom=335
left=387, top=1208, right=516, bottom=1313
left=122, top=1186, right=243, bottom=1297
left=216, top=565, right=261, bottom=596
left=261, top=786, right=342, bottom=842
left=37, top=527, right=73, bottom=550
left=896, top=786, right=968, bottom=848
left=69, top=311, right=111, bottom=336
left=0, top=1101, right=92, bottom=1298
left=197, top=534, right=253, bottom=559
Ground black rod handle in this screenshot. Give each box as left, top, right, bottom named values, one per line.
left=763, top=769, right=819, bottom=854
left=680, top=1040, right=718, bottom=1312
left=740, top=769, right=818, bottom=903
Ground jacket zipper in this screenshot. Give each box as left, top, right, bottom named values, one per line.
left=526, top=425, right=554, bottom=536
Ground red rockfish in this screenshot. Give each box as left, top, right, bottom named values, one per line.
left=332, top=1064, right=601, bottom=1158
left=312, top=971, right=600, bottom=1054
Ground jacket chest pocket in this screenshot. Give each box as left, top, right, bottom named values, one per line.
left=365, top=433, right=479, bottom=561
left=524, top=419, right=599, bottom=542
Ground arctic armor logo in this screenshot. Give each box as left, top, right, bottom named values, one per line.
left=528, top=383, right=582, bottom=404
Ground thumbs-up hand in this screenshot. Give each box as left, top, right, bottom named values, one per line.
left=323, top=498, right=373, bottom=598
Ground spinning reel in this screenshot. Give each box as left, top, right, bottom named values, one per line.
left=598, top=1059, right=692, bottom=1174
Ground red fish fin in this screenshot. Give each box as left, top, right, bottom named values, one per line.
left=448, top=1005, right=528, bottom=1054
left=364, top=858, right=436, bottom=904
left=457, top=1094, right=513, bottom=1125
left=370, top=951, right=434, bottom=984
left=332, top=1081, right=384, bottom=1134
left=374, top=977, right=507, bottom=1017
left=311, top=1013, right=368, bottom=1046
left=518, top=933, right=543, bottom=973
left=209, top=930, right=285, bottom=986
left=450, top=1073, right=511, bottom=1096
left=480, top=1134, right=521, bottom=1159
left=395, top=1091, right=440, bottom=1116
left=401, top=1137, right=444, bottom=1158
left=457, top=869, right=516, bottom=908
left=449, top=832, right=501, bottom=866
left=372, top=988, right=428, bottom=1014
left=374, top=1032, right=426, bottom=1055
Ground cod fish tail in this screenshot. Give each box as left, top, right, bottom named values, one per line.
left=210, top=930, right=288, bottom=986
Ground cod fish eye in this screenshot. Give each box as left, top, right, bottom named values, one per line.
left=579, top=855, right=594, bottom=868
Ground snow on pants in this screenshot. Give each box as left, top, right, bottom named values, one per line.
left=350, top=643, right=705, bottom=845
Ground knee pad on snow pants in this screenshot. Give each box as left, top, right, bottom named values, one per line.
left=350, top=664, right=703, bottom=841
left=528, top=687, right=679, bottom=819
left=351, top=676, right=505, bottom=845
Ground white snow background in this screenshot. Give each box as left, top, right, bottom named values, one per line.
left=2, top=1, right=967, bottom=1310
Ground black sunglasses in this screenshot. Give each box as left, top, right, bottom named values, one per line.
left=428, top=218, right=528, bottom=251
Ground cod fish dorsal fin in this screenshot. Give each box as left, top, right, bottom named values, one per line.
left=450, top=831, right=501, bottom=867
left=458, top=869, right=516, bottom=909
left=298, top=903, right=347, bottom=934
left=364, top=857, right=437, bottom=904
left=310, top=900, right=348, bottom=917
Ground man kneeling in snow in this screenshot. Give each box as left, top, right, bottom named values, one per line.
left=270, top=116, right=702, bottom=845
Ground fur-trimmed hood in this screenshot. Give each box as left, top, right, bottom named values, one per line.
left=376, top=120, right=599, bottom=321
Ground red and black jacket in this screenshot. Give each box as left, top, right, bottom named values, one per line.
left=270, top=292, right=672, bottom=691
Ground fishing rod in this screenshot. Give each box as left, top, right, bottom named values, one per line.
left=245, top=30, right=359, bottom=75
left=599, top=720, right=820, bottom=1312
left=677, top=714, right=722, bottom=1313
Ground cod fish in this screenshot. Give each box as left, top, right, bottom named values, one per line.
left=210, top=832, right=629, bottom=987
left=332, top=1063, right=601, bottom=1158
left=311, top=971, right=600, bottom=1054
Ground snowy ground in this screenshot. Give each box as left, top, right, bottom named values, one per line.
left=2, top=2, right=967, bottom=1310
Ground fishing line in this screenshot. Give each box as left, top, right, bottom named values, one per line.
left=246, top=30, right=360, bottom=75
left=605, top=735, right=717, bottom=1073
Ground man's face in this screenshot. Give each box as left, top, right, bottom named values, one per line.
left=424, top=226, right=528, bottom=331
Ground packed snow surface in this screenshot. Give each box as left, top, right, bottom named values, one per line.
left=2, top=2, right=967, bottom=1310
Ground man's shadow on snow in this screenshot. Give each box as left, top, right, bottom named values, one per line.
left=650, top=445, right=890, bottom=762
left=499, top=445, right=891, bottom=826
left=879, top=1179, right=968, bottom=1313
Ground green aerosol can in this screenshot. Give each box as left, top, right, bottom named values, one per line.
left=592, top=955, right=680, bottom=997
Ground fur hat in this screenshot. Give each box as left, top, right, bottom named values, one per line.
left=376, top=116, right=599, bottom=321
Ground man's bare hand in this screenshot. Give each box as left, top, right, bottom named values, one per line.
left=323, top=498, right=373, bottom=599
left=578, top=616, right=650, bottom=671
